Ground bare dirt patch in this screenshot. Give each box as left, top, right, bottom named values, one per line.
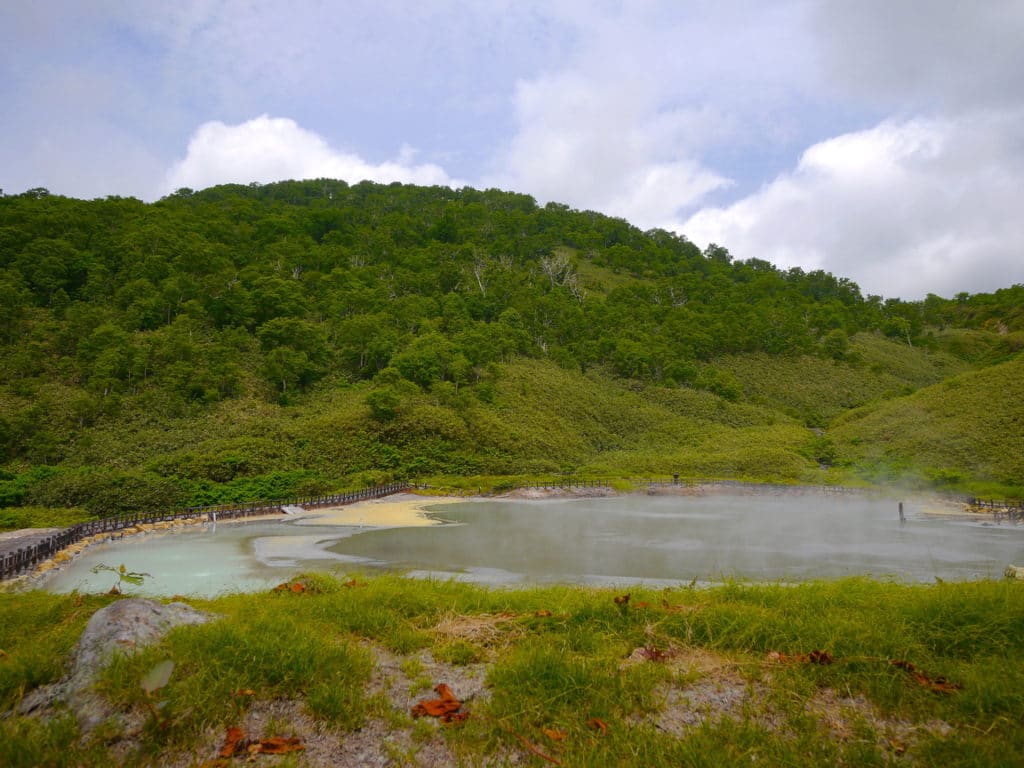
left=804, top=687, right=952, bottom=754
left=638, top=647, right=762, bottom=736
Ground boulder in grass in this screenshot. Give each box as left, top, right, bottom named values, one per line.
left=19, top=598, right=215, bottom=730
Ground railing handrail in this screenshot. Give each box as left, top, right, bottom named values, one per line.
left=0, top=481, right=410, bottom=581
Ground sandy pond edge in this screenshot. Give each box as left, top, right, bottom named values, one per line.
left=2, top=493, right=470, bottom=591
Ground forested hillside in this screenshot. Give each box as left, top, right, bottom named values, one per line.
left=1, top=180, right=1022, bottom=514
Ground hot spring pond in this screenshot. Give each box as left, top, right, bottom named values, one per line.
left=41, top=494, right=1024, bottom=597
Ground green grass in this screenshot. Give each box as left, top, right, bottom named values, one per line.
left=831, top=355, right=1024, bottom=495
left=4, top=343, right=1021, bottom=515
left=1, top=576, right=1022, bottom=766
left=0, top=506, right=91, bottom=531
left=716, top=334, right=971, bottom=427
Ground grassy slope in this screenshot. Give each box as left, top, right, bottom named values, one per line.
left=38, top=358, right=819, bottom=492
left=830, top=354, right=1024, bottom=494
left=8, top=333, right=1021, bottom=505
left=716, top=333, right=971, bottom=427
left=2, top=577, right=1022, bottom=767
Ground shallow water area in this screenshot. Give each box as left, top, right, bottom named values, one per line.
left=39, top=493, right=1024, bottom=597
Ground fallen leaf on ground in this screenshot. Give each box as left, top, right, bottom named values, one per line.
left=890, top=660, right=963, bottom=693
left=289, top=582, right=306, bottom=593
left=534, top=609, right=553, bottom=617
left=435, top=683, right=459, bottom=702
left=341, top=578, right=365, bottom=588
left=586, top=717, right=609, bottom=734
left=215, top=726, right=304, bottom=759
left=252, top=737, right=304, bottom=755
left=218, top=727, right=247, bottom=758
left=411, top=683, right=468, bottom=723
left=613, top=594, right=630, bottom=606
left=231, top=689, right=256, bottom=697
left=543, top=728, right=568, bottom=741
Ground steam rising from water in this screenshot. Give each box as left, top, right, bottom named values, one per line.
left=41, top=495, right=1024, bottom=597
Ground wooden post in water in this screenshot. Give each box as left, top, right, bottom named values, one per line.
left=899, top=501, right=905, bottom=524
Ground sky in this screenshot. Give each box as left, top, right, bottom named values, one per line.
left=2, top=1, right=1023, bottom=300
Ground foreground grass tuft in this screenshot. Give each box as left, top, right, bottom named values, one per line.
left=1, top=575, right=1022, bottom=766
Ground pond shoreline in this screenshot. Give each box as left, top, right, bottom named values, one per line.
left=3, top=484, right=985, bottom=592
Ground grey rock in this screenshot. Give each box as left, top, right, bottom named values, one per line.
left=19, top=598, right=215, bottom=731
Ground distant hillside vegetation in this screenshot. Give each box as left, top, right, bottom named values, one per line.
left=830, top=355, right=1024, bottom=493
left=1, top=179, right=1022, bottom=511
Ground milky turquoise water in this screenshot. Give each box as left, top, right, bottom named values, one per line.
left=40, top=495, right=1024, bottom=597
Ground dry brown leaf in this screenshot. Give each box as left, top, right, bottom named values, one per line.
left=435, top=683, right=459, bottom=702
left=891, top=660, right=962, bottom=693
left=231, top=689, right=256, bottom=697
left=254, top=737, right=304, bottom=755
left=289, top=582, right=306, bottom=594
left=411, top=683, right=467, bottom=723
left=412, top=698, right=460, bottom=718
left=218, top=726, right=248, bottom=758
left=543, top=727, right=568, bottom=741
left=586, top=717, right=609, bottom=734
left=534, top=609, right=553, bottom=617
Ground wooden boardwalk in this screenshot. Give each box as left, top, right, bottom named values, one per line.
left=0, top=482, right=409, bottom=581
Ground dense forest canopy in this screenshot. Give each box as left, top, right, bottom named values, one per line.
left=1, top=180, right=1021, bottom=514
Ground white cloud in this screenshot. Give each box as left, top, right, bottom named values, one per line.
left=682, top=113, right=1024, bottom=299
left=162, top=115, right=463, bottom=194
left=487, top=72, right=731, bottom=230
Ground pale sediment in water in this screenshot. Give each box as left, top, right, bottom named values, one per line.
left=10, top=495, right=459, bottom=591
left=295, top=494, right=463, bottom=527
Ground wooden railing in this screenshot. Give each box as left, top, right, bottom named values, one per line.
left=970, top=498, right=1023, bottom=524
left=0, top=482, right=409, bottom=581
